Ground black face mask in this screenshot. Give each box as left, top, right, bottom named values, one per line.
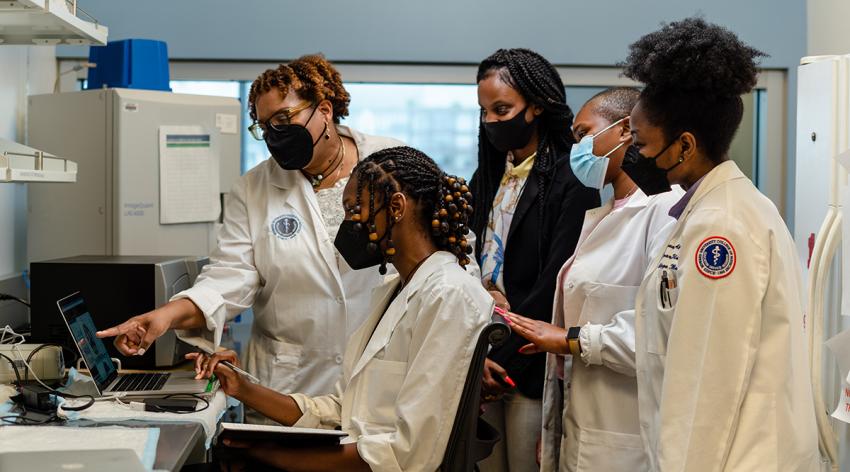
left=483, top=106, right=536, bottom=153
left=263, top=107, right=325, bottom=170
left=620, top=140, right=683, bottom=196
left=334, top=220, right=383, bottom=270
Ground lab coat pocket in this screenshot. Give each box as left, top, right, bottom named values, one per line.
left=580, top=283, right=640, bottom=325
left=354, top=358, right=408, bottom=426
left=255, top=337, right=303, bottom=393
left=574, top=427, right=647, bottom=471
left=647, top=271, right=679, bottom=356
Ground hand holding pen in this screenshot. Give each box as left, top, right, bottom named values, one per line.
left=185, top=349, right=258, bottom=398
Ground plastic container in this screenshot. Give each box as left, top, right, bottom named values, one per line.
left=86, top=39, right=171, bottom=91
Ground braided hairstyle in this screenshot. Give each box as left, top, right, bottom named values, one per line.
left=471, top=48, right=575, bottom=255
left=248, top=54, right=351, bottom=123
left=349, top=146, right=474, bottom=275
left=621, top=18, right=766, bottom=162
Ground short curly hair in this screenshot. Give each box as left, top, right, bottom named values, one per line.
left=248, top=54, right=350, bottom=124
left=621, top=17, right=767, bottom=161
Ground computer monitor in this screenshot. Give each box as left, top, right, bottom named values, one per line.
left=30, top=255, right=208, bottom=368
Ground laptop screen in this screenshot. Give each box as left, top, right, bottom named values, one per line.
left=57, top=293, right=117, bottom=392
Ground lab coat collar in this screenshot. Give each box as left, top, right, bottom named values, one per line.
left=268, top=125, right=363, bottom=190
left=348, top=251, right=458, bottom=379
left=581, top=187, right=654, bottom=230
left=675, top=160, right=746, bottom=221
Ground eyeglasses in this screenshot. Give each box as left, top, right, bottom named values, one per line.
left=248, top=101, right=314, bottom=141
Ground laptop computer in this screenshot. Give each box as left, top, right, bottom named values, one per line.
left=0, top=449, right=146, bottom=472
left=57, top=292, right=210, bottom=397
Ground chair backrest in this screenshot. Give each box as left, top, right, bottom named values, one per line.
left=440, top=312, right=511, bottom=472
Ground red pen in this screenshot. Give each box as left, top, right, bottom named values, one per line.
left=503, top=375, right=516, bottom=388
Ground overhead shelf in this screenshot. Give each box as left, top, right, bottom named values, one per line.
left=0, top=0, right=108, bottom=45
left=1, top=137, right=77, bottom=183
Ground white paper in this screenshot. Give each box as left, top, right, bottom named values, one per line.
left=221, top=422, right=347, bottom=437
left=215, top=113, right=238, bottom=134
left=158, top=126, right=220, bottom=224
left=826, top=329, right=850, bottom=423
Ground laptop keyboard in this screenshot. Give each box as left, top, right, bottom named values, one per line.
left=111, top=373, right=171, bottom=392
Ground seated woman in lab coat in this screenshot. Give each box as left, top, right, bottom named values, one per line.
left=505, top=87, right=682, bottom=471
left=189, top=146, right=494, bottom=471
left=97, top=55, right=403, bottom=424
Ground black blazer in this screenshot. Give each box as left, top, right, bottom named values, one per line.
left=486, top=152, right=600, bottom=398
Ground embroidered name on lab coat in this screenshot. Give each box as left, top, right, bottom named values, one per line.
left=695, top=236, right=736, bottom=279
left=272, top=214, right=302, bottom=240
left=658, top=243, right=681, bottom=270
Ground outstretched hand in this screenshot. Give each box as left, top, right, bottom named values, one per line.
left=504, top=312, right=570, bottom=355
left=96, top=311, right=170, bottom=356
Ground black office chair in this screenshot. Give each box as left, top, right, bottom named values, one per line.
left=439, top=312, right=511, bottom=472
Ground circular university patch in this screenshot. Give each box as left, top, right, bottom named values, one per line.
left=695, top=236, right=736, bottom=279
left=271, top=214, right=301, bottom=240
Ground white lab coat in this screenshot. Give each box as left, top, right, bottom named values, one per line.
left=289, top=251, right=494, bottom=472
left=173, top=126, right=403, bottom=404
left=634, top=161, right=820, bottom=471
left=540, top=188, right=682, bottom=472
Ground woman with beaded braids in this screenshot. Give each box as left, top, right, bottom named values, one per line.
left=472, top=48, right=599, bottom=471
left=188, top=146, right=493, bottom=471
left=622, top=18, right=819, bottom=470
left=97, top=55, right=403, bottom=423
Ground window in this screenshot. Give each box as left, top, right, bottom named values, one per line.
left=164, top=68, right=784, bottom=213
left=168, top=81, right=620, bottom=180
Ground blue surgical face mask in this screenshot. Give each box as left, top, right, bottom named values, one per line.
left=569, top=118, right=627, bottom=189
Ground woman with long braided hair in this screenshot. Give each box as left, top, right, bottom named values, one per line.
left=473, top=48, right=599, bottom=471
left=189, top=146, right=494, bottom=471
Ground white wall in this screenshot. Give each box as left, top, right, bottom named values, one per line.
left=808, top=0, right=850, bottom=56
left=0, top=46, right=56, bottom=278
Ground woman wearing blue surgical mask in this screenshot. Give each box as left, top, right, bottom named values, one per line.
left=503, top=87, right=683, bottom=471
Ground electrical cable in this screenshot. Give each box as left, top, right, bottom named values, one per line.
left=1, top=325, right=95, bottom=412
left=0, top=293, right=30, bottom=307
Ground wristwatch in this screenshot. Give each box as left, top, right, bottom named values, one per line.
left=566, top=326, right=582, bottom=357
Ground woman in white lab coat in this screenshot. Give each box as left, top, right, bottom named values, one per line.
left=97, top=55, right=402, bottom=415
left=505, top=87, right=682, bottom=471
left=614, top=18, right=819, bottom=470
left=189, top=146, right=493, bottom=471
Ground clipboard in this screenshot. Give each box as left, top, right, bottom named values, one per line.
left=217, top=422, right=347, bottom=447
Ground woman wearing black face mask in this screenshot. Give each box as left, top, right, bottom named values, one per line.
left=96, top=55, right=403, bottom=424
left=623, top=18, right=819, bottom=470
left=471, top=48, right=599, bottom=472
left=187, top=147, right=493, bottom=471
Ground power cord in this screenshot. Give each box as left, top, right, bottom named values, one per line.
left=24, top=343, right=77, bottom=383
left=1, top=325, right=95, bottom=412
left=0, top=293, right=30, bottom=307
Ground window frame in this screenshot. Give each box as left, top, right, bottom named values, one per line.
left=57, top=59, right=787, bottom=214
